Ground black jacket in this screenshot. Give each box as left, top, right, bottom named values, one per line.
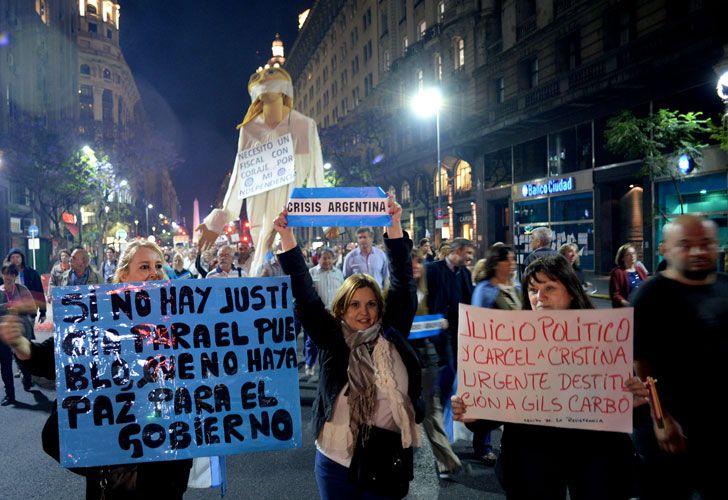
left=279, top=236, right=424, bottom=441
left=6, top=248, right=46, bottom=315
left=21, top=338, right=192, bottom=497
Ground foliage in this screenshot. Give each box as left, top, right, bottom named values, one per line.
left=319, top=108, right=392, bottom=186
left=604, top=109, right=713, bottom=215
left=1, top=117, right=100, bottom=239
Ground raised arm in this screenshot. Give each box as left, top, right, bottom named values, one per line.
left=274, top=211, right=344, bottom=351
left=382, top=196, right=416, bottom=336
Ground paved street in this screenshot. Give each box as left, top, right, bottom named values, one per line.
left=0, top=328, right=507, bottom=500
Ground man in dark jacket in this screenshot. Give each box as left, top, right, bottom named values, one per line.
left=6, top=248, right=46, bottom=323
left=425, top=237, right=474, bottom=410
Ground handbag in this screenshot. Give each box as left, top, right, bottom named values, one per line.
left=348, top=425, right=413, bottom=499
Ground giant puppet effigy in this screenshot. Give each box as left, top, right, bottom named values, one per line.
left=197, top=66, right=324, bottom=274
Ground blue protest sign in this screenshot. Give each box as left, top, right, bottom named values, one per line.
left=52, top=277, right=301, bottom=468
left=286, top=187, right=391, bottom=227
left=408, top=314, right=447, bottom=340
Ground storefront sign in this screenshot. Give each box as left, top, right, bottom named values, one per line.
left=520, top=177, right=574, bottom=198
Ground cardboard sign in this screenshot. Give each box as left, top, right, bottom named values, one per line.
left=52, top=277, right=301, bottom=468
left=285, top=187, right=391, bottom=227
left=457, top=305, right=633, bottom=433
left=237, top=133, right=295, bottom=199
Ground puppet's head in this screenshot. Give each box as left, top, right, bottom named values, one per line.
left=238, top=66, right=294, bottom=128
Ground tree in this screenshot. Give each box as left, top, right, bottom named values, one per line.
left=1, top=116, right=100, bottom=239
left=319, top=108, right=392, bottom=186
left=604, top=109, right=712, bottom=216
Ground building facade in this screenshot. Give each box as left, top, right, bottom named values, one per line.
left=287, top=0, right=728, bottom=274
left=1, top=0, right=181, bottom=263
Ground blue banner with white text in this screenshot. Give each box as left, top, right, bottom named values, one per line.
left=52, top=277, right=301, bottom=468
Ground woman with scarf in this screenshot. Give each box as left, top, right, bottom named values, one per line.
left=274, top=195, right=423, bottom=499
left=0, top=240, right=192, bottom=499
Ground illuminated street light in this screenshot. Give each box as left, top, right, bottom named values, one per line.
left=145, top=203, right=153, bottom=236
left=411, top=87, right=444, bottom=233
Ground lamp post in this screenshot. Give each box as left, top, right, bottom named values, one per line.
left=411, top=87, right=443, bottom=238
left=145, top=203, right=153, bottom=236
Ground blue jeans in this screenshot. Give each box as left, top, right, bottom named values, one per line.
left=314, top=450, right=396, bottom=500
left=303, top=329, right=318, bottom=368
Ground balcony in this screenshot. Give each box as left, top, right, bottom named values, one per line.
left=524, top=80, right=560, bottom=107
left=494, top=97, right=518, bottom=117
left=516, top=15, right=537, bottom=41
left=568, top=60, right=606, bottom=89
left=554, top=0, right=578, bottom=18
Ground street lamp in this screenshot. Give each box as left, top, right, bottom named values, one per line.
left=411, top=87, right=444, bottom=235
left=145, top=203, right=153, bottom=236
left=717, top=70, right=728, bottom=127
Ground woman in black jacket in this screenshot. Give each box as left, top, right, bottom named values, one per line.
left=274, top=196, right=423, bottom=499
left=0, top=240, right=192, bottom=499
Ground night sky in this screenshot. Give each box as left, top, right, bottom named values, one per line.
left=119, top=0, right=312, bottom=228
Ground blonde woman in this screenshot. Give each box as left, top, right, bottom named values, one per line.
left=273, top=196, right=423, bottom=499
left=1, top=240, right=193, bottom=498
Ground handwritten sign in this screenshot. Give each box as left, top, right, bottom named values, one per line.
left=286, top=187, right=391, bottom=227
left=237, top=133, right=295, bottom=199
left=52, top=277, right=301, bottom=468
left=457, top=305, right=633, bottom=433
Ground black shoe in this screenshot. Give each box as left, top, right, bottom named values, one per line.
left=23, top=380, right=33, bottom=391
left=1, top=396, right=16, bottom=406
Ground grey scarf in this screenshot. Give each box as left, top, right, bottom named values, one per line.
left=342, top=320, right=382, bottom=452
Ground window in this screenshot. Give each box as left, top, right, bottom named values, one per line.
left=88, top=22, right=97, bottom=33
left=455, top=161, right=472, bottom=192
left=399, top=0, right=407, bottom=23
left=80, top=64, right=91, bottom=75
left=117, top=96, right=123, bottom=123
left=79, top=85, right=94, bottom=121
left=363, top=40, right=372, bottom=63
left=352, top=86, right=360, bottom=105
left=383, top=50, right=391, bottom=71
left=364, top=73, right=373, bottom=96
left=323, top=90, right=329, bottom=107
left=521, top=57, right=539, bottom=89
left=103, top=68, right=111, bottom=80
left=435, top=53, right=442, bottom=81
left=323, top=67, right=329, bottom=81
left=434, top=168, right=448, bottom=197
left=102, top=89, right=113, bottom=123
left=388, top=185, right=397, bottom=197
left=362, top=8, right=372, bottom=30
left=401, top=181, right=411, bottom=203
left=316, top=76, right=321, bottom=92
left=454, top=37, right=465, bottom=69
left=556, top=33, right=581, bottom=73
left=403, top=36, right=409, bottom=54
left=352, top=56, right=359, bottom=75
left=316, top=99, right=322, bottom=114
left=331, top=56, right=337, bottom=70
left=86, top=3, right=97, bottom=15
left=513, top=136, right=547, bottom=182
left=438, top=1, right=445, bottom=23
left=416, top=68, right=424, bottom=91
left=493, top=77, right=505, bottom=103
left=419, top=21, right=427, bottom=40
left=380, top=13, right=388, bottom=35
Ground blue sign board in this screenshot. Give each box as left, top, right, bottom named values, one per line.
left=52, top=277, right=301, bottom=468
left=286, top=187, right=391, bottom=227
left=520, top=177, right=575, bottom=198
left=27, top=224, right=39, bottom=238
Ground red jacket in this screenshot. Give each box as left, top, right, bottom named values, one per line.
left=609, top=266, right=648, bottom=307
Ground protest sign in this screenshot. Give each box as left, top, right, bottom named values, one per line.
left=52, top=277, right=301, bottom=468
left=408, top=314, right=446, bottom=340
left=285, top=187, right=391, bottom=227
left=457, top=305, right=633, bottom=433
left=236, top=133, right=295, bottom=199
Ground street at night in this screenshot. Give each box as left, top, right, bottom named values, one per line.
left=2, top=0, right=728, bottom=499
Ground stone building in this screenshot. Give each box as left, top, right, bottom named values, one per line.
left=286, top=0, right=728, bottom=275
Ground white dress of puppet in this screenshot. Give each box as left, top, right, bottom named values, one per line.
left=203, top=93, right=324, bottom=276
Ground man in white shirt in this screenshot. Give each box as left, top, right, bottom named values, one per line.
left=302, top=247, right=343, bottom=381
left=343, top=227, right=389, bottom=288
left=206, top=245, right=244, bottom=278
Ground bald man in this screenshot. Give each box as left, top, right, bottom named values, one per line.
left=631, top=215, right=727, bottom=499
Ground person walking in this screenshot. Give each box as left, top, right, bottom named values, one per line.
left=609, top=243, right=647, bottom=307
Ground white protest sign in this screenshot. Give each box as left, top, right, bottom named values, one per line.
left=237, top=133, right=295, bottom=199
left=457, top=305, right=633, bottom=433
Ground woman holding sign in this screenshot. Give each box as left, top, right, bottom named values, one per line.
left=273, top=195, right=424, bottom=500
left=0, top=240, right=193, bottom=499
left=452, top=255, right=637, bottom=500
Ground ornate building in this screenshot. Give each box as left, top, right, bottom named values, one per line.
left=286, top=0, right=728, bottom=275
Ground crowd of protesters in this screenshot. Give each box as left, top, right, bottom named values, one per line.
left=1, top=212, right=726, bottom=499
